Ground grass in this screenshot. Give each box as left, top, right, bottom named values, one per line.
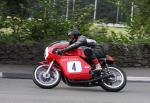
left=88, top=24, right=131, bottom=44
left=107, top=26, right=128, bottom=35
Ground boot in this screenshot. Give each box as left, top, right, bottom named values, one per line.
left=93, top=63, right=102, bottom=71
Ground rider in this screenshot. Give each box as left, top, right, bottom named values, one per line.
left=57, top=29, right=103, bottom=72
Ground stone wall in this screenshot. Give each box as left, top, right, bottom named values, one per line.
left=102, top=44, right=150, bottom=67
left=0, top=43, right=150, bottom=67
left=0, top=43, right=45, bottom=64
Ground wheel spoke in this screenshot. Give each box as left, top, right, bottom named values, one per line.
left=34, top=65, right=60, bottom=87
left=102, top=67, right=125, bottom=89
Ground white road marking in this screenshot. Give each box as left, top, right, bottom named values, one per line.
left=0, top=72, right=3, bottom=77
left=127, top=76, right=150, bottom=82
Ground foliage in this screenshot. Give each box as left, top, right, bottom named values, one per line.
left=0, top=0, right=94, bottom=44
left=0, top=0, right=128, bottom=23
left=129, top=0, right=150, bottom=36
left=0, top=17, right=31, bottom=44
left=86, top=24, right=109, bottom=42
left=86, top=24, right=150, bottom=44
left=87, top=24, right=129, bottom=44
left=1, top=0, right=150, bottom=44
left=116, top=0, right=150, bottom=43
left=69, top=4, right=94, bottom=33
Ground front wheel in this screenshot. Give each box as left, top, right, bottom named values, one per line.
left=32, top=65, right=61, bottom=89
left=100, top=66, right=127, bottom=92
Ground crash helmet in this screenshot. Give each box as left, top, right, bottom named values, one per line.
left=67, top=29, right=81, bottom=44
left=68, top=29, right=81, bottom=37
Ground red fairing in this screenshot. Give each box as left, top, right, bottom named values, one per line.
left=43, top=41, right=92, bottom=80
left=58, top=56, right=92, bottom=80
left=64, top=48, right=87, bottom=58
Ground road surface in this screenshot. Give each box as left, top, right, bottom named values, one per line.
left=0, top=79, right=149, bottom=103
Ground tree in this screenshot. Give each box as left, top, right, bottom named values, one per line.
left=132, top=0, right=150, bottom=36
left=0, top=0, right=39, bottom=18
left=119, top=0, right=150, bottom=39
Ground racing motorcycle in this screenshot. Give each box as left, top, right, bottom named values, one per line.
left=32, top=41, right=127, bottom=92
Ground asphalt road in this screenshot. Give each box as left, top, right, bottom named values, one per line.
left=0, top=78, right=150, bottom=103
left=0, top=64, right=150, bottom=77
left=1, top=64, right=150, bottom=82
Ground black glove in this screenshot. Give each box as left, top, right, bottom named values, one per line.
left=56, top=49, right=64, bottom=55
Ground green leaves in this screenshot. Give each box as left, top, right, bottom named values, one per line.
left=0, top=0, right=93, bottom=44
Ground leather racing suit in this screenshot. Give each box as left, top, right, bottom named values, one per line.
left=63, top=35, right=101, bottom=66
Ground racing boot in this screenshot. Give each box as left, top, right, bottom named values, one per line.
left=92, top=64, right=103, bottom=75
left=94, top=63, right=102, bottom=71
left=91, top=58, right=102, bottom=72
left=91, top=63, right=103, bottom=77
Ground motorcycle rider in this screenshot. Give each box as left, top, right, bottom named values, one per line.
left=57, top=29, right=103, bottom=72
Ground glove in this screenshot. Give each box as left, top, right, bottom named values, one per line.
left=56, top=49, right=64, bottom=55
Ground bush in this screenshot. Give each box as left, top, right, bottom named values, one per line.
left=0, top=0, right=94, bottom=44
left=0, top=15, right=72, bottom=44
left=0, top=17, right=32, bottom=44
left=86, top=24, right=109, bottom=42
left=86, top=24, right=131, bottom=44
left=118, top=0, right=150, bottom=44
left=86, top=24, right=150, bottom=44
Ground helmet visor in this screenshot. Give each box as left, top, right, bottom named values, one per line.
left=68, top=35, right=74, bottom=41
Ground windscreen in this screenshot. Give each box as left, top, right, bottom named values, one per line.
left=48, top=41, right=69, bottom=47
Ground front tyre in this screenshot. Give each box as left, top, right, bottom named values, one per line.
left=32, top=65, right=61, bottom=89
left=100, top=66, right=127, bottom=92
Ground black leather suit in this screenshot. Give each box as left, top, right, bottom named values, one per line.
left=63, top=35, right=98, bottom=60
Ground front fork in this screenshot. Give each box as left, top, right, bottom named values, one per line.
left=43, top=60, right=55, bottom=77
left=103, top=58, right=109, bottom=68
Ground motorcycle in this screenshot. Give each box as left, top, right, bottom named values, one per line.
left=32, top=41, right=127, bottom=92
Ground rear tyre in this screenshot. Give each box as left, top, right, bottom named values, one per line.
left=32, top=65, right=61, bottom=89
left=100, top=66, right=127, bottom=92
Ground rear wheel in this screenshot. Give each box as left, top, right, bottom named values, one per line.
left=100, top=66, right=127, bottom=92
left=32, top=65, right=61, bottom=89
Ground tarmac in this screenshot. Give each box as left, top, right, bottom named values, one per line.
left=0, top=64, right=150, bottom=83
